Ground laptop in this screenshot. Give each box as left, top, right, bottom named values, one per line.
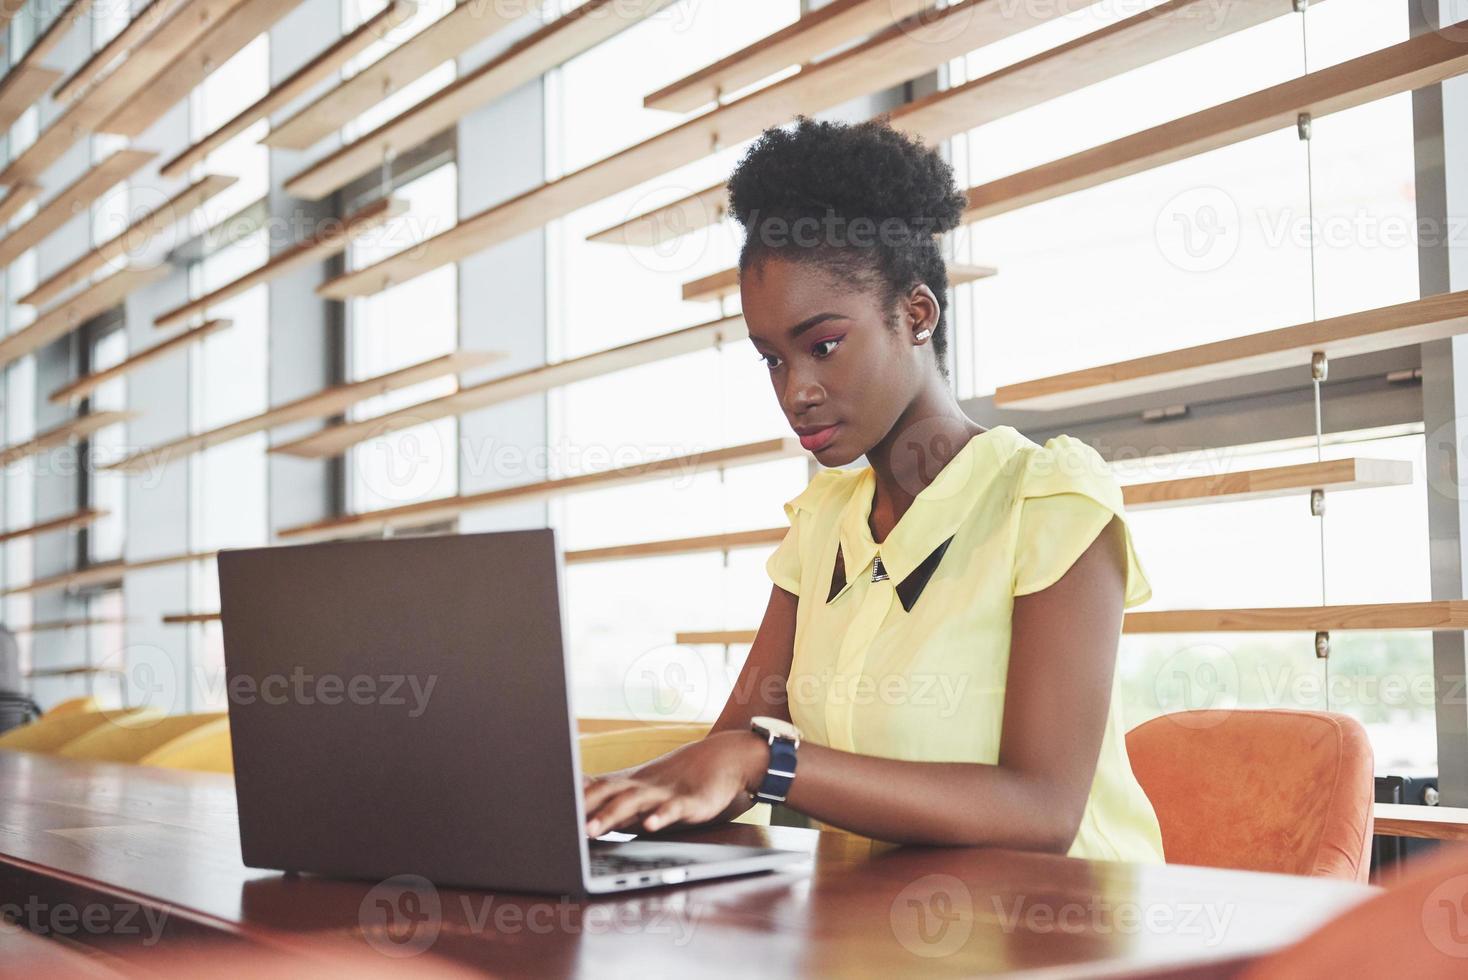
left=217, top=528, right=808, bottom=895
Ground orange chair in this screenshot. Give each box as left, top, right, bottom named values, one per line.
left=1241, top=846, right=1468, bottom=978
left=1126, top=709, right=1374, bottom=881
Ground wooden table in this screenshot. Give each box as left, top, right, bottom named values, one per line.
left=0, top=751, right=1374, bottom=977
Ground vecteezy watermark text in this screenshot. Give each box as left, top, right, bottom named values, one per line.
left=229, top=669, right=437, bottom=718
left=1, top=897, right=169, bottom=946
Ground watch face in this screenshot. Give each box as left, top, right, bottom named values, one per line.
left=751, top=715, right=802, bottom=742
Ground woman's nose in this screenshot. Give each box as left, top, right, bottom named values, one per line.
left=785, top=375, right=825, bottom=414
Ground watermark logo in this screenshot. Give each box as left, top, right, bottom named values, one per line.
left=353, top=417, right=451, bottom=506
left=1423, top=873, right=1468, bottom=959
left=622, top=643, right=712, bottom=723
left=1152, top=642, right=1240, bottom=724
left=617, top=185, right=720, bottom=277
left=96, top=644, right=183, bottom=721
left=1155, top=186, right=1241, bottom=273
left=359, top=874, right=442, bottom=957
left=890, top=873, right=974, bottom=958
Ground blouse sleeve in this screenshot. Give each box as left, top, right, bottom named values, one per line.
left=1011, top=435, right=1153, bottom=609
left=766, top=520, right=802, bottom=596
left=765, top=471, right=835, bottom=597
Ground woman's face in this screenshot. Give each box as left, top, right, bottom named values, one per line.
left=741, top=255, right=925, bottom=468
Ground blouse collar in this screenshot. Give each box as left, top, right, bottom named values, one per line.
left=828, top=425, right=1026, bottom=608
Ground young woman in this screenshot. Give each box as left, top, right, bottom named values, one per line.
left=582, top=117, right=1164, bottom=861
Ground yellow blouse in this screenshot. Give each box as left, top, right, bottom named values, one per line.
left=765, top=424, right=1164, bottom=863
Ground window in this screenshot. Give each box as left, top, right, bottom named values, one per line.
left=180, top=32, right=274, bottom=711
left=347, top=163, right=461, bottom=514
left=547, top=0, right=803, bottom=721
left=84, top=324, right=127, bottom=563
left=1120, top=428, right=1434, bottom=775
left=945, top=0, right=1416, bottom=396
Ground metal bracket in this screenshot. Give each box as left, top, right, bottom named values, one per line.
left=1141, top=404, right=1188, bottom=423
left=1292, top=0, right=1308, bottom=11
left=1310, top=488, right=1325, bottom=517
left=1314, top=630, right=1330, bottom=659
left=1310, top=350, right=1328, bottom=381
left=1297, top=112, right=1312, bottom=141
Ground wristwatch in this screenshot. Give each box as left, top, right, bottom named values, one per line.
left=749, top=716, right=802, bottom=805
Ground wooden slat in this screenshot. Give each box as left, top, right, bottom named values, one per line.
left=0, top=148, right=157, bottom=267
left=995, top=291, right=1468, bottom=410
left=682, top=262, right=997, bottom=305
left=0, top=411, right=136, bottom=468
left=565, top=527, right=788, bottom=565
left=0, top=509, right=107, bottom=545
left=313, top=0, right=1092, bottom=296
left=677, top=630, right=754, bottom=645
left=50, top=319, right=233, bottom=405
left=685, top=600, right=1468, bottom=646
left=1373, top=804, right=1468, bottom=842
left=569, top=458, right=1408, bottom=567
left=271, top=314, right=746, bottom=459
left=594, top=0, right=1319, bottom=248
left=106, top=350, right=502, bottom=472
left=0, top=0, right=30, bottom=39
left=283, top=0, right=680, bottom=199
left=0, top=64, right=62, bottom=131
left=0, top=0, right=250, bottom=186
left=23, top=665, right=125, bottom=678
left=0, top=183, right=43, bottom=228
left=644, top=0, right=933, bottom=113
left=587, top=182, right=728, bottom=247
left=53, top=0, right=195, bottom=103
left=162, top=612, right=221, bottom=624
left=12, top=617, right=130, bottom=635
left=160, top=1, right=416, bottom=178
left=277, top=437, right=806, bottom=541
left=577, top=717, right=672, bottom=734
left=1123, top=601, right=1468, bottom=633
left=97, top=0, right=308, bottom=138
left=153, top=197, right=405, bottom=330
left=13, top=0, right=95, bottom=72
left=1, top=549, right=219, bottom=598
left=0, top=266, right=172, bottom=369
left=20, top=175, right=237, bottom=309
left=576, top=457, right=1412, bottom=570
left=1121, top=458, right=1413, bottom=510
left=262, top=0, right=538, bottom=151
left=963, top=23, right=1468, bottom=224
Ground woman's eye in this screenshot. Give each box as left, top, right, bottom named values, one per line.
left=812, top=338, right=841, bottom=358
left=757, top=353, right=781, bottom=370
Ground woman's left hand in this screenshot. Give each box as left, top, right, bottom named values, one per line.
left=582, top=730, right=766, bottom=837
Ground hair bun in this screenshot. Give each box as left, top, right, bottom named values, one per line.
left=728, top=116, right=966, bottom=237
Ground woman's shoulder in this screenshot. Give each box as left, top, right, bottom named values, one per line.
left=1007, top=431, right=1124, bottom=510
left=780, top=465, right=868, bottom=521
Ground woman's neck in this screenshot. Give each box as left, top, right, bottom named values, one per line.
left=864, top=389, right=986, bottom=543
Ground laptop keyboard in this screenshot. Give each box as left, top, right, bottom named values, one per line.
left=589, top=851, right=698, bottom=878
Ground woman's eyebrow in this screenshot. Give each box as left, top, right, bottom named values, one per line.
left=789, top=312, right=850, bottom=338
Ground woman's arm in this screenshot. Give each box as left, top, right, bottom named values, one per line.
left=583, top=517, right=1129, bottom=850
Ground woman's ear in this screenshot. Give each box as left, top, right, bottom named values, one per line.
left=904, top=284, right=940, bottom=343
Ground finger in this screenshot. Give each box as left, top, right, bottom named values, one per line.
left=586, top=785, right=671, bottom=838
left=583, top=777, right=635, bottom=813
left=642, top=798, right=684, bottom=833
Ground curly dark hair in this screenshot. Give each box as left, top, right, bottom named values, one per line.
left=727, top=116, right=967, bottom=376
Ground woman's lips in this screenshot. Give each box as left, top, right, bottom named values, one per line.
left=798, top=424, right=840, bottom=452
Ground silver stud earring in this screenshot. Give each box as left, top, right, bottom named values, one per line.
left=914, top=329, right=931, bottom=342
